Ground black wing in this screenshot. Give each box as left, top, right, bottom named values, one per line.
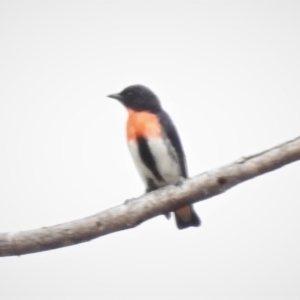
left=157, top=110, right=188, bottom=178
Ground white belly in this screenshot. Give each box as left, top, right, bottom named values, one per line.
left=128, top=138, right=181, bottom=188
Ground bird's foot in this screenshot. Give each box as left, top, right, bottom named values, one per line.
left=125, top=198, right=135, bottom=204
left=175, top=176, right=185, bottom=187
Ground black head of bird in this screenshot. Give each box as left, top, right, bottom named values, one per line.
left=108, top=84, right=162, bottom=112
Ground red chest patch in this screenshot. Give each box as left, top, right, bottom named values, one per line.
left=126, top=110, right=162, bottom=140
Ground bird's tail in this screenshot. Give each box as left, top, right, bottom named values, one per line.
left=174, top=205, right=201, bottom=229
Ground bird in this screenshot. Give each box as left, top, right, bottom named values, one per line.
left=108, top=84, right=200, bottom=229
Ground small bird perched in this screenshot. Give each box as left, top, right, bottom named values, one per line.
left=108, top=85, right=200, bottom=229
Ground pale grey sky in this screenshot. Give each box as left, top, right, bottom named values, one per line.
left=0, top=1, right=300, bottom=299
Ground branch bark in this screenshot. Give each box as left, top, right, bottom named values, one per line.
left=1, top=136, right=300, bottom=257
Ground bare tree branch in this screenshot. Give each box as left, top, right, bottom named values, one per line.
left=1, top=136, right=300, bottom=257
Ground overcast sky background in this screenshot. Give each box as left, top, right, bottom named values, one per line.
left=0, top=1, right=300, bottom=299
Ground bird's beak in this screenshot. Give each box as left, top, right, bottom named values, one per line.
left=107, top=93, right=122, bottom=100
